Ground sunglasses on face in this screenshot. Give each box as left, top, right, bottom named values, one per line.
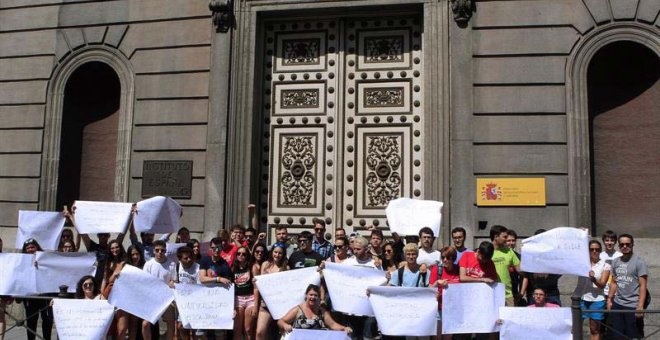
left=255, top=250, right=264, bottom=254
left=335, top=244, right=345, bottom=249
left=589, top=248, right=601, bottom=252
left=212, top=246, right=222, bottom=251
left=237, top=252, right=247, bottom=256
left=154, top=248, right=166, bottom=253
left=619, top=243, right=632, bottom=248
left=384, top=249, right=393, bottom=253
left=83, top=282, right=94, bottom=289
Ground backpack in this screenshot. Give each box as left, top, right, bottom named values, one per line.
left=397, top=266, right=428, bottom=287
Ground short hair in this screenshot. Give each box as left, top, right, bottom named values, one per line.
left=305, top=284, right=321, bottom=295
left=217, top=229, right=230, bottom=241
left=231, top=224, right=245, bottom=233
left=370, top=229, right=383, bottom=239
left=298, top=230, right=313, bottom=240
left=313, top=218, right=326, bottom=228
left=153, top=240, right=167, bottom=249
left=403, top=243, right=419, bottom=255
left=419, top=227, right=435, bottom=238
left=476, top=241, right=495, bottom=259
left=589, top=240, right=602, bottom=249
left=489, top=225, right=508, bottom=241
left=353, top=236, right=369, bottom=248
left=533, top=287, right=547, bottom=295
left=177, top=227, right=190, bottom=235
left=440, top=246, right=457, bottom=260
left=177, top=246, right=193, bottom=259
left=335, top=236, right=348, bottom=245
left=602, top=230, right=618, bottom=242
left=451, top=227, right=466, bottom=237
left=210, top=237, right=223, bottom=246
left=275, top=225, right=288, bottom=232
left=335, top=227, right=345, bottom=234
left=246, top=227, right=257, bottom=234
left=506, top=229, right=517, bottom=239
left=619, top=233, right=634, bottom=244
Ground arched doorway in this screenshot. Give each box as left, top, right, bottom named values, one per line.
left=55, top=61, right=121, bottom=210
left=588, top=41, right=660, bottom=237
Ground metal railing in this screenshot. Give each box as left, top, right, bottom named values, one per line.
left=0, top=286, right=72, bottom=340
left=571, top=296, right=660, bottom=340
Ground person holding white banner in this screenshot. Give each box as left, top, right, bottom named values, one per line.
left=278, top=284, right=352, bottom=335
left=580, top=240, right=611, bottom=340
left=255, top=243, right=289, bottom=340
left=19, top=239, right=54, bottom=340
left=232, top=246, right=257, bottom=340
left=142, top=240, right=177, bottom=339
left=101, top=239, right=130, bottom=338
left=199, top=237, right=233, bottom=340
left=429, top=246, right=461, bottom=340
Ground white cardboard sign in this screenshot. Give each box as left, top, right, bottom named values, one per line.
left=385, top=198, right=443, bottom=236
left=499, top=307, right=572, bottom=340
left=73, top=201, right=133, bottom=234
left=442, top=283, right=505, bottom=334
left=323, top=262, right=387, bottom=316
left=368, top=286, right=438, bottom=336
left=107, top=264, right=174, bottom=324
left=283, top=329, right=351, bottom=340
left=255, top=266, right=321, bottom=319
left=16, top=210, right=66, bottom=251
left=521, top=227, right=590, bottom=276
left=0, top=253, right=37, bottom=296
left=134, top=196, right=181, bottom=234
left=174, top=283, right=234, bottom=330
left=52, top=299, right=115, bottom=340
left=35, top=251, right=96, bottom=293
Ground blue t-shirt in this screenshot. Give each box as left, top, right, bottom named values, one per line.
left=199, top=256, right=232, bottom=280
left=390, top=267, right=431, bottom=287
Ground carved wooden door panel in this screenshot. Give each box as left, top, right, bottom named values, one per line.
left=260, top=17, right=423, bottom=235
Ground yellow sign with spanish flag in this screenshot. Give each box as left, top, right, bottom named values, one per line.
left=476, top=178, right=546, bottom=206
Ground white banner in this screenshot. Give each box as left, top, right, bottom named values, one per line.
left=134, top=196, right=181, bottom=234
left=283, top=329, right=351, bottom=340
left=368, top=286, right=437, bottom=336
left=16, top=210, right=66, bottom=251
left=108, top=264, right=174, bottom=324
left=174, top=284, right=234, bottom=329
left=35, top=251, right=96, bottom=293
left=521, top=227, right=590, bottom=276
left=385, top=198, right=443, bottom=236
left=0, top=253, right=37, bottom=296
left=52, top=299, right=115, bottom=340
left=499, top=307, right=572, bottom=340
left=442, top=283, right=505, bottom=334
left=323, top=262, right=387, bottom=316
left=74, top=201, right=133, bottom=234
left=255, top=266, right=321, bottom=319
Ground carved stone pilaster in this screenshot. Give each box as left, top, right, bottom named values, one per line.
left=450, top=0, right=475, bottom=25
left=209, top=0, right=233, bottom=33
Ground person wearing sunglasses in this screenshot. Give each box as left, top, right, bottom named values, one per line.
left=429, top=246, right=460, bottom=340
left=607, top=233, right=648, bottom=339
left=288, top=231, right=323, bottom=270
left=75, top=275, right=101, bottom=300
left=580, top=240, right=611, bottom=340
left=312, top=219, right=334, bottom=259
left=21, top=239, right=54, bottom=340
left=231, top=246, right=256, bottom=340
left=141, top=240, right=176, bottom=340
left=199, top=237, right=232, bottom=339
left=327, top=236, right=351, bottom=264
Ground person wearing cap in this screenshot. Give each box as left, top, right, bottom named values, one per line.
left=312, top=219, right=334, bottom=259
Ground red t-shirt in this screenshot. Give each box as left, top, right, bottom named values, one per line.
left=429, top=264, right=460, bottom=309
left=458, top=251, right=498, bottom=281
left=221, top=243, right=238, bottom=267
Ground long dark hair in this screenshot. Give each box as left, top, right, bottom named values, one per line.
left=21, top=238, right=43, bottom=253
left=268, top=244, right=288, bottom=271
left=231, top=246, right=251, bottom=272
left=125, top=244, right=145, bottom=268
left=187, top=239, right=202, bottom=261
left=252, top=243, right=268, bottom=265
left=75, top=275, right=100, bottom=299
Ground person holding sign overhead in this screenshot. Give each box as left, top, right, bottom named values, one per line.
left=277, top=284, right=352, bottom=335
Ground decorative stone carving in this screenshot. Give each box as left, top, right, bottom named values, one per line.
left=365, top=36, right=404, bottom=63
left=365, top=136, right=402, bottom=207
left=281, top=136, right=316, bottom=206
left=364, top=87, right=404, bottom=107
left=209, top=0, right=233, bottom=33
left=451, top=0, right=475, bottom=25
left=283, top=39, right=320, bottom=65
left=281, top=89, right=320, bottom=108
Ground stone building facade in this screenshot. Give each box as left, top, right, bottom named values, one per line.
left=0, top=0, right=658, bottom=254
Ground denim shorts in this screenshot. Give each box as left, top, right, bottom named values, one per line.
left=581, top=299, right=606, bottom=320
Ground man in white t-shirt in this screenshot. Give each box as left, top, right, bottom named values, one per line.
left=176, top=246, right=200, bottom=284
left=417, top=227, right=441, bottom=266
left=142, top=240, right=176, bottom=339
left=599, top=230, right=622, bottom=298
left=341, top=236, right=379, bottom=340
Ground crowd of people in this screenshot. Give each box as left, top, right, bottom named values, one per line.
left=0, top=204, right=650, bottom=340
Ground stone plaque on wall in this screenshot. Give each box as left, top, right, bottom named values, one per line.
left=141, top=160, right=193, bottom=199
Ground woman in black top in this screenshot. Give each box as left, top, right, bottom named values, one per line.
left=232, top=246, right=256, bottom=340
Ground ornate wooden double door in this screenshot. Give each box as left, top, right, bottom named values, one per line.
left=259, top=15, right=424, bottom=235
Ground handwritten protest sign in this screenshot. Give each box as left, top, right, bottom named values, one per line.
left=174, top=283, right=234, bottom=329
left=499, top=307, right=571, bottom=340
left=323, top=262, right=387, bottom=316
left=385, top=198, right=443, bottom=236
left=521, top=227, right=589, bottom=276
left=255, top=266, right=321, bottom=319
left=35, top=251, right=96, bottom=293
left=283, top=329, right=351, bottom=340
left=52, top=299, right=115, bottom=340
left=0, top=253, right=37, bottom=296
left=368, top=286, right=437, bottom=336
left=108, top=265, right=174, bottom=323
left=134, top=196, right=181, bottom=234
left=442, top=283, right=505, bottom=334
left=73, top=201, right=133, bottom=234
left=15, top=210, right=66, bottom=250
